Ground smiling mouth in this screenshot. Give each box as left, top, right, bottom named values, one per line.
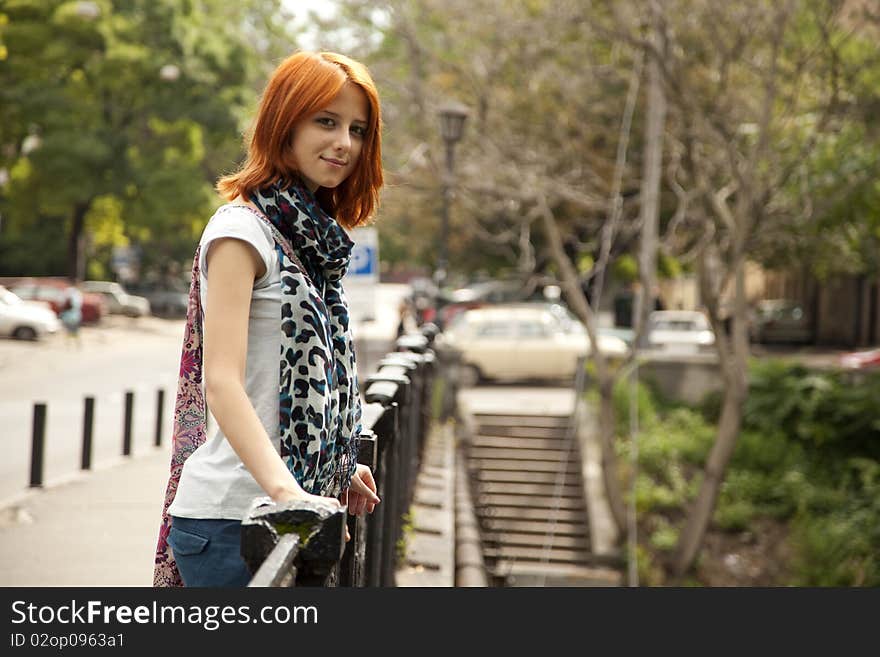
left=321, top=157, right=347, bottom=167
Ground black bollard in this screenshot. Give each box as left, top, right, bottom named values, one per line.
left=123, top=391, right=134, bottom=456
left=154, top=389, right=165, bottom=447
left=29, top=403, right=46, bottom=488
left=81, top=396, right=94, bottom=470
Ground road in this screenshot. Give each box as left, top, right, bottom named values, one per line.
left=0, top=284, right=409, bottom=506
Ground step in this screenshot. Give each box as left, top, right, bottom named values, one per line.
left=475, top=426, right=571, bottom=440
left=474, top=414, right=569, bottom=428
left=480, top=531, right=591, bottom=551
left=475, top=481, right=584, bottom=497
left=470, top=435, right=573, bottom=450
left=468, top=448, right=575, bottom=463
left=490, top=561, right=623, bottom=587
left=483, top=546, right=594, bottom=565
left=469, top=460, right=581, bottom=474
left=481, top=518, right=589, bottom=537
left=475, top=494, right=585, bottom=510
left=475, top=507, right=587, bottom=523
left=474, top=470, right=583, bottom=485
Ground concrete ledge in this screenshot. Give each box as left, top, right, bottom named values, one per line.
left=576, top=399, right=621, bottom=560
left=395, top=421, right=455, bottom=586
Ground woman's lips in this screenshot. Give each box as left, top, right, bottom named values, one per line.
left=321, top=157, right=347, bottom=167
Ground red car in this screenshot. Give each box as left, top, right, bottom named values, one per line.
left=839, top=348, right=880, bottom=370
left=3, top=278, right=107, bottom=324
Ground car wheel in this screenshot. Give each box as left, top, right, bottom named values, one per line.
left=458, top=364, right=481, bottom=388
left=13, top=326, right=38, bottom=341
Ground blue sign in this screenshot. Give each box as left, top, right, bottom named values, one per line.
left=350, top=245, right=377, bottom=277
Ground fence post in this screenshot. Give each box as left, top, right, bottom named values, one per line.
left=81, top=396, right=94, bottom=470
left=29, top=403, right=46, bottom=488
left=122, top=391, right=134, bottom=456
left=339, top=431, right=378, bottom=587
left=242, top=498, right=347, bottom=587
left=154, top=389, right=165, bottom=447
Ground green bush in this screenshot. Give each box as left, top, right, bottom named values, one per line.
left=714, top=499, right=757, bottom=531
left=609, top=359, right=880, bottom=585
left=649, top=520, right=679, bottom=552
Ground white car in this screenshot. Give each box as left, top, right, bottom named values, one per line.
left=81, top=280, right=151, bottom=317
left=0, top=286, right=61, bottom=340
left=444, top=303, right=629, bottom=385
left=647, top=310, right=715, bottom=353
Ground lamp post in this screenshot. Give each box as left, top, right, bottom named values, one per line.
left=435, top=100, right=469, bottom=300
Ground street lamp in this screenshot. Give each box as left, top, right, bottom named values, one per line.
left=435, top=100, right=469, bottom=299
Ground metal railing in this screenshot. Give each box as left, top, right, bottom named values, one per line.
left=242, top=323, right=445, bottom=587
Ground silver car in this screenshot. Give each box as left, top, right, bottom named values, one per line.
left=81, top=280, right=151, bottom=317
left=647, top=310, right=716, bottom=353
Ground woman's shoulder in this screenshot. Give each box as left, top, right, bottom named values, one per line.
left=202, top=202, right=273, bottom=245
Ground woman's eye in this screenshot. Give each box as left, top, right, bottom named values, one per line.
left=350, top=125, right=367, bottom=137
left=317, top=117, right=335, bottom=127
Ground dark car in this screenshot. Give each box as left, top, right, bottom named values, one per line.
left=126, top=283, right=189, bottom=318
left=750, top=299, right=813, bottom=344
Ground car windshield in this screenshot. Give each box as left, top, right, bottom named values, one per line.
left=474, top=321, right=515, bottom=338
left=0, top=288, right=23, bottom=306
left=517, top=320, right=552, bottom=338
left=652, top=318, right=707, bottom=331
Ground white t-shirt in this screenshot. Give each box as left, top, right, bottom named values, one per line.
left=167, top=204, right=283, bottom=520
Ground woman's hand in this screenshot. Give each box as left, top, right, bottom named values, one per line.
left=340, top=464, right=380, bottom=517
left=274, top=486, right=342, bottom=511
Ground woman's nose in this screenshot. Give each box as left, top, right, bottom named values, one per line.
left=333, top=128, right=351, bottom=152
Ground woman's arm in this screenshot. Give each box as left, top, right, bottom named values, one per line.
left=203, top=237, right=335, bottom=506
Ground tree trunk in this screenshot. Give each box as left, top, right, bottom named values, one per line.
left=538, top=200, right=628, bottom=535
left=67, top=202, right=90, bottom=282
left=635, top=0, right=667, bottom=348
left=672, top=260, right=750, bottom=577
left=671, top=368, right=746, bottom=578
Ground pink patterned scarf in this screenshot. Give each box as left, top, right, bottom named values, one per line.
left=152, top=248, right=208, bottom=587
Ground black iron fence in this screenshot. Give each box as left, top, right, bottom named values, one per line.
left=241, top=322, right=449, bottom=587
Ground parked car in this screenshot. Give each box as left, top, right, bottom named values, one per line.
left=6, top=278, right=106, bottom=324
left=647, top=310, right=715, bottom=353
left=81, top=280, right=151, bottom=317
left=839, top=348, right=880, bottom=371
left=0, top=285, right=61, bottom=340
left=126, top=283, right=188, bottom=318
left=444, top=303, right=628, bottom=385
left=750, top=299, right=812, bottom=344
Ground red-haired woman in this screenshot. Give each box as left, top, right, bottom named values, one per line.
left=154, top=51, right=383, bottom=587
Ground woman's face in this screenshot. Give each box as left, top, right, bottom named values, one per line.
left=292, top=82, right=369, bottom=192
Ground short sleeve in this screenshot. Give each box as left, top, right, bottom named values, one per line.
left=198, top=206, right=275, bottom=284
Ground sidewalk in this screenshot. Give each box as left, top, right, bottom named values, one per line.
left=0, top=448, right=169, bottom=586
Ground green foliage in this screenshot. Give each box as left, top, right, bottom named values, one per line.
left=657, top=253, right=682, bottom=279
left=621, top=360, right=880, bottom=585
left=745, top=361, right=880, bottom=459
left=649, top=518, right=679, bottom=552
left=0, top=0, right=293, bottom=279
left=613, top=255, right=639, bottom=284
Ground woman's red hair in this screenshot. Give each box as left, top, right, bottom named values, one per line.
left=217, top=51, right=383, bottom=228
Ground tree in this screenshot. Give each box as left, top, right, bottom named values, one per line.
left=629, top=0, right=876, bottom=576
left=0, top=0, right=296, bottom=280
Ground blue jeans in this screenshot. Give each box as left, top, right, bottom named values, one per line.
left=168, top=516, right=252, bottom=587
